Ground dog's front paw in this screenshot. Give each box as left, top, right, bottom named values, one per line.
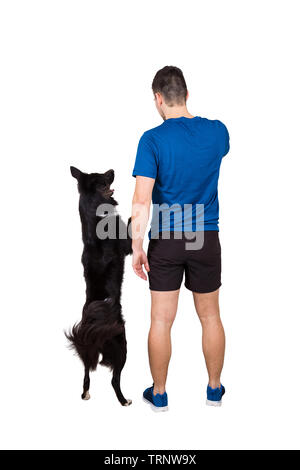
left=123, top=399, right=132, bottom=406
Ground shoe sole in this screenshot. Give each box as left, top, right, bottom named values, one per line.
left=206, top=399, right=222, bottom=407
left=143, top=397, right=168, bottom=412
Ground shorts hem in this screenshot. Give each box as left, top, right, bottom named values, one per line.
left=184, top=282, right=222, bottom=294
left=149, top=285, right=182, bottom=292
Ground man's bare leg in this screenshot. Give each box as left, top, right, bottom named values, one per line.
left=193, top=289, right=225, bottom=389
left=148, top=290, right=180, bottom=395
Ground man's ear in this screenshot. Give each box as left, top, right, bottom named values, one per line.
left=155, top=92, right=163, bottom=106
left=70, top=166, right=83, bottom=180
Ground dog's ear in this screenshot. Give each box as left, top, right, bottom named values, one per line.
left=70, top=166, right=83, bottom=180
left=104, top=169, right=114, bottom=184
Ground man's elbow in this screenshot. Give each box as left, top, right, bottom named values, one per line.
left=132, top=193, right=151, bottom=207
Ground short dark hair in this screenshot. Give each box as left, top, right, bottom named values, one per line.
left=152, top=66, right=187, bottom=106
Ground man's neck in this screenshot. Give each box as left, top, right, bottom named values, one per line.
left=164, top=106, right=194, bottom=120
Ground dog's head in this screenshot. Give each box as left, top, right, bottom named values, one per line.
left=70, top=166, right=116, bottom=203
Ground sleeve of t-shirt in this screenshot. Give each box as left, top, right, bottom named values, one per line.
left=220, top=121, right=230, bottom=157
left=132, top=132, right=158, bottom=179
left=216, top=120, right=230, bottom=158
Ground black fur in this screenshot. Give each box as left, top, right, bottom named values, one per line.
left=65, top=166, right=132, bottom=405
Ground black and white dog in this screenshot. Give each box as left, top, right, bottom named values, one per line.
left=66, top=166, right=132, bottom=406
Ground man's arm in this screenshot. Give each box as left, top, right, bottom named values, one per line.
left=131, top=175, right=155, bottom=280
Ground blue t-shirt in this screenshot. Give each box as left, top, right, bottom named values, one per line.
left=132, top=116, right=229, bottom=237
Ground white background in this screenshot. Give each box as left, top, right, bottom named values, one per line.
left=0, top=0, right=299, bottom=450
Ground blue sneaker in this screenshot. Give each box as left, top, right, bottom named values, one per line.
left=206, top=384, right=225, bottom=407
left=143, top=385, right=168, bottom=412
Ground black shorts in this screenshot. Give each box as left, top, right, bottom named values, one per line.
left=147, top=231, right=221, bottom=293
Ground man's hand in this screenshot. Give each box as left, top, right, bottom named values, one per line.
left=132, top=249, right=150, bottom=280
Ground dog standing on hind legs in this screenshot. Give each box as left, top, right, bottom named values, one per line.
left=65, top=166, right=132, bottom=406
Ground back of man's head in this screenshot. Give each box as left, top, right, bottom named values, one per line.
left=152, top=66, right=187, bottom=107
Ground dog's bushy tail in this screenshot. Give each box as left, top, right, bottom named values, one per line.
left=65, top=299, right=124, bottom=370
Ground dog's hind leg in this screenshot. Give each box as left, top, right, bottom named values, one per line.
left=81, top=365, right=91, bottom=400
left=111, top=367, right=132, bottom=407
left=111, top=338, right=132, bottom=407
left=101, top=334, right=131, bottom=406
